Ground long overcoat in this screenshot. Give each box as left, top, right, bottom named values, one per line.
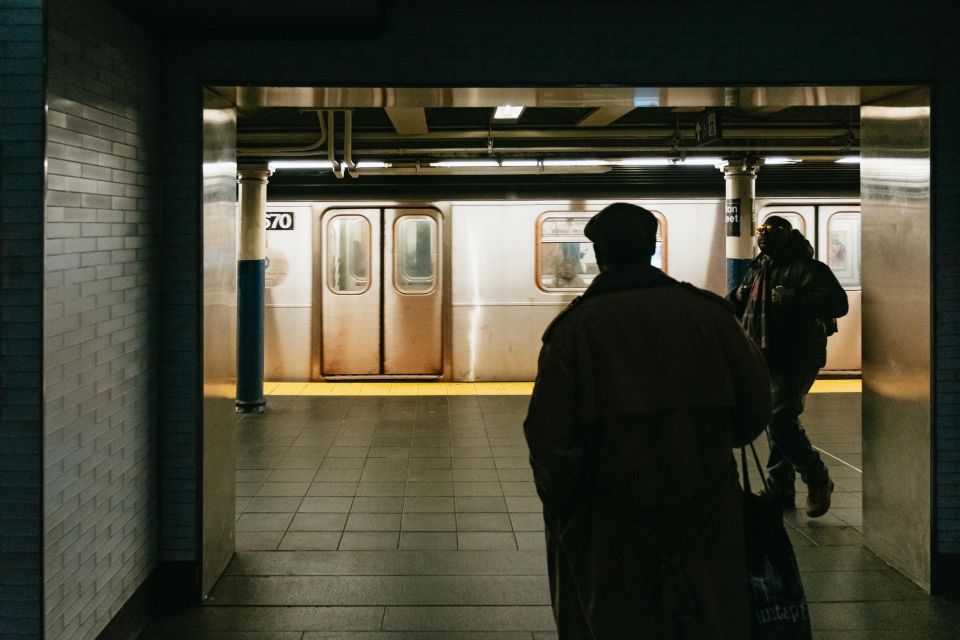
left=524, top=264, right=771, bottom=640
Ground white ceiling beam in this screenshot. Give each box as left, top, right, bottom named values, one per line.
left=576, top=106, right=636, bottom=127
left=385, top=107, right=429, bottom=135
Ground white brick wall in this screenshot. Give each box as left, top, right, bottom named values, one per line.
left=0, top=2, right=45, bottom=638
left=43, top=1, right=161, bottom=639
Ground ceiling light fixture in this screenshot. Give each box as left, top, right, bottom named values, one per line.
left=430, top=160, right=501, bottom=168
left=493, top=105, right=525, bottom=120
left=614, top=158, right=672, bottom=166
left=541, top=159, right=608, bottom=167
left=763, top=157, right=803, bottom=165
left=675, top=157, right=724, bottom=166
left=835, top=156, right=861, bottom=164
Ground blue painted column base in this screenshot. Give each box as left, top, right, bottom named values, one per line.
left=727, top=257, right=753, bottom=294
left=237, top=259, right=266, bottom=413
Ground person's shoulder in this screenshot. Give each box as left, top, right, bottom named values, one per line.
left=673, top=281, right=736, bottom=314
left=541, top=295, right=585, bottom=342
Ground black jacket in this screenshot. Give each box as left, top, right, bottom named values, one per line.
left=729, top=230, right=849, bottom=370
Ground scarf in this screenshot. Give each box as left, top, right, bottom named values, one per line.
left=741, top=255, right=771, bottom=350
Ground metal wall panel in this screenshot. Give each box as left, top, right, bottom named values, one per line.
left=861, top=100, right=931, bottom=589
left=200, top=94, right=237, bottom=597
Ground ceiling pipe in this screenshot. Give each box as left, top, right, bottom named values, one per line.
left=326, top=110, right=343, bottom=179
left=235, top=110, right=328, bottom=156
left=239, top=126, right=858, bottom=144
left=343, top=110, right=358, bottom=178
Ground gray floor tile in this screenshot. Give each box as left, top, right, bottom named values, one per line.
left=356, top=482, right=406, bottom=497
left=289, top=513, right=348, bottom=532
left=236, top=532, right=284, bottom=551
left=406, top=468, right=454, bottom=482
left=259, top=482, right=310, bottom=497
left=496, top=468, right=534, bottom=482
left=452, top=469, right=500, bottom=482
left=404, top=497, right=455, bottom=513
left=339, top=532, right=400, bottom=550
left=361, top=468, right=408, bottom=482
left=247, top=496, right=305, bottom=513
left=457, top=513, right=513, bottom=532
left=509, top=513, right=545, bottom=532
left=321, top=458, right=366, bottom=469
left=237, top=470, right=272, bottom=483
left=308, top=482, right=359, bottom=497
left=352, top=496, right=405, bottom=513
left=268, top=468, right=318, bottom=482
left=300, top=497, right=355, bottom=513
left=454, top=482, right=503, bottom=496
left=316, top=468, right=364, bottom=482
left=143, top=606, right=385, bottom=632
left=401, top=513, right=457, bottom=532
left=399, top=532, right=458, bottom=550
left=458, top=532, right=518, bottom=550
left=236, top=496, right=253, bottom=515
left=237, top=482, right=264, bottom=497
left=405, top=481, right=454, bottom=496
left=410, top=447, right=452, bottom=458
left=500, top=482, right=537, bottom=497
left=407, top=458, right=453, bottom=470
left=455, top=497, right=508, bottom=513
left=381, top=606, right=555, bottom=631
left=514, top=532, right=546, bottom=551
left=346, top=513, right=402, bottom=532
left=278, top=531, right=342, bottom=550
left=452, top=458, right=497, bottom=469
left=236, top=512, right=295, bottom=532
left=495, top=457, right=532, bottom=469
left=505, top=497, right=542, bottom=513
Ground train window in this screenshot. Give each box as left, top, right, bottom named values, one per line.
left=394, top=215, right=438, bottom=294
left=537, top=212, right=665, bottom=291
left=826, top=211, right=861, bottom=288
left=327, top=215, right=370, bottom=294
left=761, top=211, right=806, bottom=236
left=538, top=216, right=598, bottom=291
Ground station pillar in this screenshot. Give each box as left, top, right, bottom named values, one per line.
left=236, top=164, right=271, bottom=413
left=722, top=158, right=762, bottom=293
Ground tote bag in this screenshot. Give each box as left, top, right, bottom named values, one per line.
left=740, top=444, right=813, bottom=640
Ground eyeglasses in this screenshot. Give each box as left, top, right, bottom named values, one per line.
left=755, top=224, right=784, bottom=235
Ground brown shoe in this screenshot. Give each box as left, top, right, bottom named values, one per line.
left=806, top=480, right=834, bottom=518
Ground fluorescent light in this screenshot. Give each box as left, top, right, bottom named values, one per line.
left=614, top=158, right=671, bottom=166
left=676, top=157, right=723, bottom=166
left=542, top=159, right=608, bottom=167
left=356, top=161, right=391, bottom=169
left=500, top=160, right=539, bottom=167
left=764, top=157, right=802, bottom=165
left=430, top=160, right=500, bottom=168
left=835, top=156, right=860, bottom=164
left=268, top=160, right=333, bottom=170
left=493, top=105, right=525, bottom=120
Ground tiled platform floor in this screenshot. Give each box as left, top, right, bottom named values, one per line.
left=140, top=390, right=960, bottom=639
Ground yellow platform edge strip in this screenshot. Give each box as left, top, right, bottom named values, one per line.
left=264, top=379, right=860, bottom=396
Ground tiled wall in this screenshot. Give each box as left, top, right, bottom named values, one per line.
left=43, top=1, right=161, bottom=639
left=0, top=3, right=45, bottom=639
left=935, top=32, right=960, bottom=554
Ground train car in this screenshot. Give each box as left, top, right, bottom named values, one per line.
left=262, top=198, right=861, bottom=382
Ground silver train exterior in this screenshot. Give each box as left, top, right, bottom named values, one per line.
left=263, top=198, right=861, bottom=382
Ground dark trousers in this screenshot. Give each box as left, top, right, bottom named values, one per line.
left=765, top=366, right=830, bottom=496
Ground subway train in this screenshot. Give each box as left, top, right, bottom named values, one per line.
left=262, top=198, right=861, bottom=382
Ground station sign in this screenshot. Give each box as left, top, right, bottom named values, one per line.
left=266, top=211, right=294, bottom=230
left=695, top=111, right=722, bottom=145
left=725, top=198, right=741, bottom=236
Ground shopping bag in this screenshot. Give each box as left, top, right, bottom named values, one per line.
left=741, top=445, right=813, bottom=640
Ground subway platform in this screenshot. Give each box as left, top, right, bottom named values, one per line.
left=140, top=382, right=960, bottom=639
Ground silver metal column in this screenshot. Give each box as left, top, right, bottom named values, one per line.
left=861, top=96, right=932, bottom=590
left=236, top=165, right=271, bottom=412
left=723, top=158, right=761, bottom=292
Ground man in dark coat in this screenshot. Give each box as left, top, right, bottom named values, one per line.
left=524, top=203, right=772, bottom=640
left=729, top=215, right=849, bottom=517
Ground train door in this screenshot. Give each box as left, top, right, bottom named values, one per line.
left=757, top=204, right=861, bottom=372
left=818, top=206, right=861, bottom=371
left=320, top=207, right=442, bottom=377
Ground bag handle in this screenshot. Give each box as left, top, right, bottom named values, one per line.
left=740, top=442, right=769, bottom=495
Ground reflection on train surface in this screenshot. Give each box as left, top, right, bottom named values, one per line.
left=263, top=199, right=861, bottom=382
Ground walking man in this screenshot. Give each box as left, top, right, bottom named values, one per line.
left=524, top=203, right=772, bottom=639
left=730, top=215, right=849, bottom=517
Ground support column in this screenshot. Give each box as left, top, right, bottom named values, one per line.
left=236, top=165, right=271, bottom=412
left=723, top=158, right=762, bottom=292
